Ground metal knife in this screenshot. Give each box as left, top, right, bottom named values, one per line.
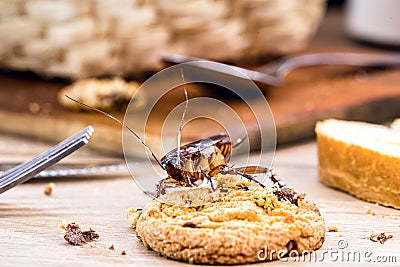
left=0, top=162, right=139, bottom=178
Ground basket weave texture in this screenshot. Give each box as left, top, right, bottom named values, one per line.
left=0, top=0, right=326, bottom=79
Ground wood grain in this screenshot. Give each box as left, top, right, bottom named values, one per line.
left=1, top=133, right=400, bottom=266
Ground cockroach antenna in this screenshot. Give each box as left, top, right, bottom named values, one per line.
left=65, top=95, right=164, bottom=169
left=177, top=69, right=189, bottom=165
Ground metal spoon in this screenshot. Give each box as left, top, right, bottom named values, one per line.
left=162, top=52, right=400, bottom=86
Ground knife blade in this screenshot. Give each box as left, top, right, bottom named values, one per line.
left=0, top=162, right=139, bottom=178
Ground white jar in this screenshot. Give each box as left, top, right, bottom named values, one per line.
left=345, top=0, right=400, bottom=46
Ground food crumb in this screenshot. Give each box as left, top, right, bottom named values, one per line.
left=369, top=232, right=393, bottom=244
left=338, top=233, right=343, bottom=237
left=44, top=182, right=56, bottom=196
left=121, top=250, right=126, bottom=255
left=328, top=226, right=339, bottom=232
left=61, top=222, right=99, bottom=246
left=391, top=215, right=400, bottom=220
left=109, top=244, right=115, bottom=250
left=367, top=209, right=376, bottom=216
left=58, top=221, right=67, bottom=229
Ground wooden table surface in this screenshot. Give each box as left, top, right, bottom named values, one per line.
left=1, top=132, right=400, bottom=266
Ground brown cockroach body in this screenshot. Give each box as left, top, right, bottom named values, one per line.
left=156, top=135, right=300, bottom=204
left=160, top=134, right=231, bottom=188
left=65, top=76, right=298, bottom=204
left=66, top=96, right=278, bottom=192
left=158, top=134, right=281, bottom=193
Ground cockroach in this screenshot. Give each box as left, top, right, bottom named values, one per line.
left=157, top=134, right=277, bottom=192
left=65, top=74, right=298, bottom=204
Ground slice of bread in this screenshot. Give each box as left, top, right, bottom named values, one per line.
left=315, top=119, right=400, bottom=209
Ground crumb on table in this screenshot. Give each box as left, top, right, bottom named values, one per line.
left=367, top=209, right=376, bottom=216
left=44, top=182, right=55, bottom=196
left=369, top=232, right=393, bottom=244
left=327, top=226, right=339, bottom=232
left=59, top=222, right=99, bottom=246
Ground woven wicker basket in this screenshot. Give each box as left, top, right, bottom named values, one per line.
left=0, top=0, right=326, bottom=79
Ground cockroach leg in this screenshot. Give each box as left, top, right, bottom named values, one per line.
left=232, top=135, right=247, bottom=149
left=177, top=69, right=189, bottom=166
left=199, top=167, right=216, bottom=191
left=234, top=166, right=286, bottom=188
left=209, top=165, right=266, bottom=188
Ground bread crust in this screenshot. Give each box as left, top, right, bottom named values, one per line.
left=316, top=120, right=400, bottom=209
left=127, top=177, right=325, bottom=264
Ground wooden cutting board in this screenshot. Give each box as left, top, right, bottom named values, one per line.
left=1, top=64, right=400, bottom=157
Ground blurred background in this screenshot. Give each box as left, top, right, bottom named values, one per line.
left=1, top=0, right=399, bottom=79
left=0, top=0, right=329, bottom=78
